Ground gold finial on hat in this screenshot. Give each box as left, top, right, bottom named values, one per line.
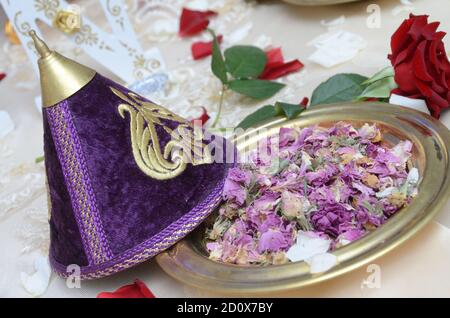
left=29, top=30, right=51, bottom=58
left=29, top=29, right=96, bottom=108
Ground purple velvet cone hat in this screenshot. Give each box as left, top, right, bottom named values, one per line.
left=30, top=31, right=232, bottom=279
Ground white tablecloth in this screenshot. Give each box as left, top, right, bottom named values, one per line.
left=1, top=0, right=450, bottom=297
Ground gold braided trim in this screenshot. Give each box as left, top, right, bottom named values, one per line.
left=49, top=106, right=112, bottom=264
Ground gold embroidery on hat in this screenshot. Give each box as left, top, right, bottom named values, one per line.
left=110, top=87, right=212, bottom=180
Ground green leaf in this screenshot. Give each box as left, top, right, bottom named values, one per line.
left=310, top=73, right=368, bottom=106
left=224, top=45, right=267, bottom=79
left=229, top=79, right=285, bottom=99
left=359, top=76, right=397, bottom=99
left=362, top=66, right=394, bottom=85
left=274, top=102, right=305, bottom=120
left=235, top=105, right=276, bottom=129
left=209, top=30, right=228, bottom=84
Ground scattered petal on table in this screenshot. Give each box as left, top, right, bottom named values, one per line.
left=0, top=110, right=15, bottom=138
left=20, top=256, right=51, bottom=297
left=191, top=35, right=223, bottom=60
left=300, top=97, right=309, bottom=107
left=0, top=72, right=6, bottom=81
left=320, top=15, right=346, bottom=27
left=264, top=48, right=284, bottom=69
left=191, top=106, right=210, bottom=126
left=306, top=253, right=338, bottom=273
left=308, top=30, right=367, bottom=68
left=178, top=8, right=217, bottom=38
left=259, top=60, right=304, bottom=80
left=389, top=93, right=430, bottom=115
left=259, top=48, right=304, bottom=80
left=97, top=279, right=155, bottom=298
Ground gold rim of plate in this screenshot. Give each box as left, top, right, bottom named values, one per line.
left=156, top=102, right=450, bottom=295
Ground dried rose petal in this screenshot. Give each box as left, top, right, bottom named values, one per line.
left=206, top=122, right=418, bottom=265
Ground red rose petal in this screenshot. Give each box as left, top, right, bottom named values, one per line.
left=0, top=73, right=6, bottom=81
left=265, top=47, right=284, bottom=69
left=412, top=41, right=433, bottom=82
left=259, top=48, right=304, bottom=80
left=390, top=18, right=412, bottom=57
left=427, top=91, right=449, bottom=118
left=415, top=78, right=433, bottom=98
left=394, top=61, right=418, bottom=95
left=191, top=35, right=223, bottom=60
left=428, top=40, right=440, bottom=70
left=300, top=97, right=309, bottom=107
left=408, top=14, right=429, bottom=40
left=422, top=21, right=440, bottom=40
left=179, top=8, right=217, bottom=38
left=191, top=107, right=210, bottom=126
left=97, top=279, right=155, bottom=298
left=259, top=60, right=304, bottom=80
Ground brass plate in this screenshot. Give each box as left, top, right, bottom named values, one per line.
left=156, top=102, right=450, bottom=294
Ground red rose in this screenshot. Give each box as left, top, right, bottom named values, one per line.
left=388, top=14, right=450, bottom=119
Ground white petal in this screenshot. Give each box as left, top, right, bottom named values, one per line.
left=308, top=31, right=366, bottom=68
left=391, top=140, right=412, bottom=165
left=286, top=232, right=331, bottom=262
left=389, top=94, right=430, bottom=115
left=301, top=151, right=312, bottom=169
left=406, top=167, right=419, bottom=185
left=376, top=186, right=396, bottom=198
left=20, top=256, right=51, bottom=297
left=309, top=30, right=366, bottom=50
left=0, top=111, right=14, bottom=138
left=306, top=253, right=337, bottom=273
left=320, top=16, right=346, bottom=27
left=338, top=238, right=351, bottom=246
